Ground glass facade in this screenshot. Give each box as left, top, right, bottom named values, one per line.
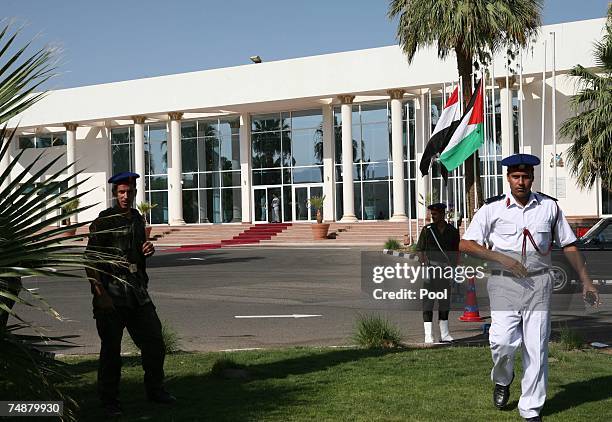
left=110, top=125, right=169, bottom=223
left=334, top=101, right=414, bottom=220
left=251, top=110, right=323, bottom=222
left=479, top=87, right=503, bottom=197
left=19, top=133, right=66, bottom=150
left=181, top=118, right=241, bottom=223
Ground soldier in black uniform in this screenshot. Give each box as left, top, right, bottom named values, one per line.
left=85, top=172, right=175, bottom=418
left=415, top=203, right=460, bottom=343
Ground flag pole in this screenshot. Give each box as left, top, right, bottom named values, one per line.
left=491, top=60, right=499, bottom=196
left=519, top=51, right=524, bottom=154
left=550, top=31, right=557, bottom=197
left=407, top=100, right=413, bottom=244
left=541, top=40, right=547, bottom=189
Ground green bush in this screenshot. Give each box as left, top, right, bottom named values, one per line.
left=558, top=324, right=584, bottom=351
left=353, top=314, right=403, bottom=349
left=384, top=238, right=402, bottom=250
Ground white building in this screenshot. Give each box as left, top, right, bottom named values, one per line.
left=3, top=18, right=609, bottom=226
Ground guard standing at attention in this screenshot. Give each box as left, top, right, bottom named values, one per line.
left=85, top=172, right=176, bottom=418
left=415, top=202, right=460, bottom=343
left=459, top=154, right=599, bottom=421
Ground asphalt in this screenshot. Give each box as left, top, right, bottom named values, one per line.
left=10, top=247, right=612, bottom=355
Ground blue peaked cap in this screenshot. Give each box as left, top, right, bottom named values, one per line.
left=427, top=202, right=447, bottom=211
left=108, top=171, right=140, bottom=184
left=501, top=153, right=540, bottom=168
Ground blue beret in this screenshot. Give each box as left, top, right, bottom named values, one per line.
left=501, top=154, right=540, bottom=169
left=108, top=171, right=140, bottom=184
left=427, top=202, right=447, bottom=211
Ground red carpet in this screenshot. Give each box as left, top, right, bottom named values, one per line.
left=167, top=223, right=291, bottom=252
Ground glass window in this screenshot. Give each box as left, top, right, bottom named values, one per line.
left=19, top=136, right=34, bottom=149
left=252, top=114, right=282, bottom=132
left=182, top=173, right=198, bottom=189
left=362, top=162, right=390, bottom=181
left=360, top=103, right=388, bottom=124
left=219, top=133, right=240, bottom=171
left=291, top=109, right=323, bottom=130
left=111, top=127, right=131, bottom=144
left=37, top=136, right=52, bottom=148
left=198, top=121, right=217, bottom=138
left=252, top=132, right=281, bottom=168
left=222, top=171, right=241, bottom=187
left=112, top=144, right=132, bottom=175
left=182, top=138, right=198, bottom=173
left=222, top=188, right=242, bottom=223
left=361, top=123, right=390, bottom=162
left=292, top=166, right=323, bottom=184
left=182, top=190, right=199, bottom=224
left=149, top=191, right=168, bottom=224
left=52, top=133, right=66, bottom=146
left=291, top=128, right=323, bottom=166
left=603, top=187, right=612, bottom=215
left=182, top=121, right=197, bottom=139
left=148, top=125, right=167, bottom=142
left=199, top=172, right=221, bottom=189
left=363, top=181, right=390, bottom=220
left=149, top=175, right=168, bottom=190
left=252, top=169, right=282, bottom=185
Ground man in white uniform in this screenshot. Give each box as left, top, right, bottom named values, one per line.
left=459, top=153, right=600, bottom=421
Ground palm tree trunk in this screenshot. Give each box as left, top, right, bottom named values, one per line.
left=455, top=47, right=484, bottom=220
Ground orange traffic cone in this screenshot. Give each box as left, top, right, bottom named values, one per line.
left=459, top=276, right=485, bottom=322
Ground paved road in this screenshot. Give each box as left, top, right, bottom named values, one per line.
left=11, top=247, right=612, bottom=355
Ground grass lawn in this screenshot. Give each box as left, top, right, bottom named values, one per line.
left=13, top=345, right=612, bottom=421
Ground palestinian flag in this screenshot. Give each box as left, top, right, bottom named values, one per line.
left=439, top=80, right=484, bottom=171
left=419, top=86, right=461, bottom=176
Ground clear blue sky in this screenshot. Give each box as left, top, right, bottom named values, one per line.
left=4, top=0, right=610, bottom=89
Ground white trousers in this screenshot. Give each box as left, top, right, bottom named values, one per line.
left=488, top=273, right=552, bottom=419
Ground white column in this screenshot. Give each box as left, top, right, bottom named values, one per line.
left=322, top=104, right=335, bottom=221
left=499, top=80, right=514, bottom=159
left=239, top=113, right=252, bottom=223
left=132, top=116, right=146, bottom=207
left=0, top=135, right=10, bottom=191
left=389, top=89, right=408, bottom=222
left=168, top=112, right=185, bottom=225
left=414, top=94, right=429, bottom=221
left=64, top=123, right=78, bottom=223
left=338, top=95, right=357, bottom=222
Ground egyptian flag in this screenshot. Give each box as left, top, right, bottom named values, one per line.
left=419, top=86, right=461, bottom=177
left=439, top=80, right=484, bottom=172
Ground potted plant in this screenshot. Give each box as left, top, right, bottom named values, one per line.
left=60, top=197, right=79, bottom=236
left=309, top=195, right=330, bottom=240
left=137, top=201, right=157, bottom=240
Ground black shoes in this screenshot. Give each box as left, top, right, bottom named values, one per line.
left=493, top=372, right=514, bottom=409
left=147, top=389, right=177, bottom=404
left=102, top=402, right=122, bottom=418
left=524, top=417, right=542, bottom=421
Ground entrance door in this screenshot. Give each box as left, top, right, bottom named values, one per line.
left=292, top=185, right=323, bottom=221
left=253, top=186, right=283, bottom=223
left=253, top=187, right=268, bottom=223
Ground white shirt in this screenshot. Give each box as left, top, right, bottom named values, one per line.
left=463, top=192, right=576, bottom=271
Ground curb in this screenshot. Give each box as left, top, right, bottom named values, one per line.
left=382, top=249, right=419, bottom=260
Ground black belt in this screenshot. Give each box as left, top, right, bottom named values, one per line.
left=491, top=268, right=549, bottom=278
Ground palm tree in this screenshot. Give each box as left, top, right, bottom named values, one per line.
left=388, top=0, right=542, bottom=218
left=0, top=24, right=122, bottom=419
left=560, top=4, right=612, bottom=191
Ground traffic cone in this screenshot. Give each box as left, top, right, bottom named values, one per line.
left=459, top=276, right=485, bottom=322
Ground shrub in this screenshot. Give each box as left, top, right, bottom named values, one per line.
left=384, top=238, right=402, bottom=250
left=558, top=324, right=584, bottom=351
left=354, top=314, right=403, bottom=348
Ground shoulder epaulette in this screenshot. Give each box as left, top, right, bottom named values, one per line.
left=537, top=191, right=558, bottom=201
left=484, top=194, right=505, bottom=204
